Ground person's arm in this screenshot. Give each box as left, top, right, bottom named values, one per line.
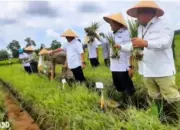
left=50, top=48, right=64, bottom=54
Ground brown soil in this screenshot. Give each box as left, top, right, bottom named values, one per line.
left=3, top=94, right=40, bottom=130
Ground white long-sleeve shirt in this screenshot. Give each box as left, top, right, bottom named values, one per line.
left=121, top=17, right=175, bottom=77
left=100, top=28, right=131, bottom=72
left=87, top=39, right=99, bottom=59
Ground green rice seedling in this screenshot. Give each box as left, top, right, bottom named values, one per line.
left=105, top=34, right=120, bottom=59
left=84, top=22, right=100, bottom=43
left=127, top=18, right=143, bottom=61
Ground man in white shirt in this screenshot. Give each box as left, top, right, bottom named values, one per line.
left=87, top=38, right=100, bottom=67
left=50, top=29, right=86, bottom=83
left=99, top=32, right=110, bottom=67
left=117, top=1, right=180, bottom=124
left=99, top=13, right=135, bottom=108
left=18, top=48, right=32, bottom=74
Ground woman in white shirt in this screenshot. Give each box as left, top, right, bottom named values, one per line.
left=98, top=13, right=135, bottom=108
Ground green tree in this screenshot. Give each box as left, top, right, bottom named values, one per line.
left=7, top=40, right=21, bottom=58
left=50, top=40, right=61, bottom=50
left=0, top=50, right=8, bottom=60
left=25, top=37, right=36, bottom=47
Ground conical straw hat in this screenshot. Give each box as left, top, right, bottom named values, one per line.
left=127, top=1, right=164, bottom=18
left=61, top=29, right=78, bottom=37
left=103, top=13, right=127, bottom=27
left=38, top=48, right=49, bottom=55
left=24, top=46, right=35, bottom=51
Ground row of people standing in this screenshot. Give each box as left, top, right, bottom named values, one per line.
left=18, top=46, right=38, bottom=74
left=49, top=0, right=180, bottom=125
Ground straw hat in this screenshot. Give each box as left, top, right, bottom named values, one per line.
left=103, top=13, right=127, bottom=27
left=61, top=29, right=78, bottom=37
left=127, top=1, right=164, bottom=18
left=38, top=48, right=49, bottom=55
left=24, top=46, right=35, bottom=51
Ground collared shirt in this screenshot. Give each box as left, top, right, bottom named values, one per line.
left=101, top=28, right=131, bottom=72
left=121, top=17, right=175, bottom=77
left=19, top=52, right=30, bottom=67
left=63, top=38, right=84, bottom=69
left=99, top=36, right=110, bottom=59
left=87, top=39, right=99, bottom=59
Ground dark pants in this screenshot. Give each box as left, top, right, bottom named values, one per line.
left=90, top=58, right=100, bottom=67
left=104, top=58, right=110, bottom=67
left=112, top=71, right=135, bottom=96
left=71, top=66, right=86, bottom=82
left=24, top=66, right=32, bottom=74
left=30, top=61, right=38, bottom=73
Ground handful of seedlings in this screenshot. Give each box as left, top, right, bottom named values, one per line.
left=127, top=18, right=143, bottom=60
left=106, top=34, right=120, bottom=59
left=84, top=22, right=100, bottom=43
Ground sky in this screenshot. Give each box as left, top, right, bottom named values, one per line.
left=0, top=0, right=180, bottom=50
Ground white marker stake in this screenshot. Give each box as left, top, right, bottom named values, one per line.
left=96, top=82, right=104, bottom=110
left=96, top=82, right=104, bottom=89
left=62, top=79, right=66, bottom=89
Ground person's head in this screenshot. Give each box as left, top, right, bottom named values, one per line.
left=103, top=13, right=127, bottom=32
left=66, top=37, right=75, bottom=43
left=109, top=20, right=125, bottom=32
left=137, top=8, right=156, bottom=26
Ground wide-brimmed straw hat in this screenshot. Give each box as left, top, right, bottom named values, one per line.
left=127, top=1, right=164, bottom=18
left=103, top=13, right=127, bottom=27
left=38, top=48, right=49, bottom=55
left=24, top=46, right=35, bottom=51
left=61, top=29, right=78, bottom=37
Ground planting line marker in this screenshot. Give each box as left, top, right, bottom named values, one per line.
left=62, top=79, right=66, bottom=89
left=96, top=82, right=104, bottom=110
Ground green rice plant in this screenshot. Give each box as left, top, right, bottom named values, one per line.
left=105, top=34, right=120, bottom=59
left=127, top=18, right=143, bottom=61
left=84, top=22, right=100, bottom=43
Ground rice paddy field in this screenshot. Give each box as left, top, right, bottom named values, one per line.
left=0, top=35, right=180, bottom=130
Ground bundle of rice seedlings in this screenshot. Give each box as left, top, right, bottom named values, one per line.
left=127, top=18, right=143, bottom=61
left=105, top=34, right=120, bottom=59
left=84, top=22, right=100, bottom=43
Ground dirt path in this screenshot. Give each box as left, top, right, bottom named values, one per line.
left=1, top=86, right=40, bottom=130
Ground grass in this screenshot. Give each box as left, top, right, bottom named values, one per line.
left=0, top=58, right=20, bottom=66
left=0, top=35, right=179, bottom=129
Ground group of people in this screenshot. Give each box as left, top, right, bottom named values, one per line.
left=18, top=0, right=180, bottom=125
left=18, top=46, right=38, bottom=74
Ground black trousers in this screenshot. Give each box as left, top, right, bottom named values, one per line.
left=112, top=71, right=135, bottom=96
left=104, top=58, right=110, bottom=67
left=30, top=61, right=38, bottom=73
left=24, top=66, right=32, bottom=74
left=71, top=66, right=86, bottom=82
left=90, top=58, right=100, bottom=67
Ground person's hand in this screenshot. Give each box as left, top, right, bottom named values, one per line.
left=132, top=38, right=148, bottom=48
left=114, top=44, right=121, bottom=49
left=128, top=68, right=134, bottom=78
left=63, top=63, right=68, bottom=68
left=82, top=62, right=86, bottom=69
left=48, top=50, right=53, bottom=55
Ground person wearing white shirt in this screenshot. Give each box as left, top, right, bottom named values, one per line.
left=116, top=1, right=180, bottom=124
left=50, top=29, right=86, bottom=83
left=99, top=33, right=110, bottom=67
left=87, top=38, right=100, bottom=67
left=99, top=13, right=135, bottom=108
left=18, top=48, right=32, bottom=74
